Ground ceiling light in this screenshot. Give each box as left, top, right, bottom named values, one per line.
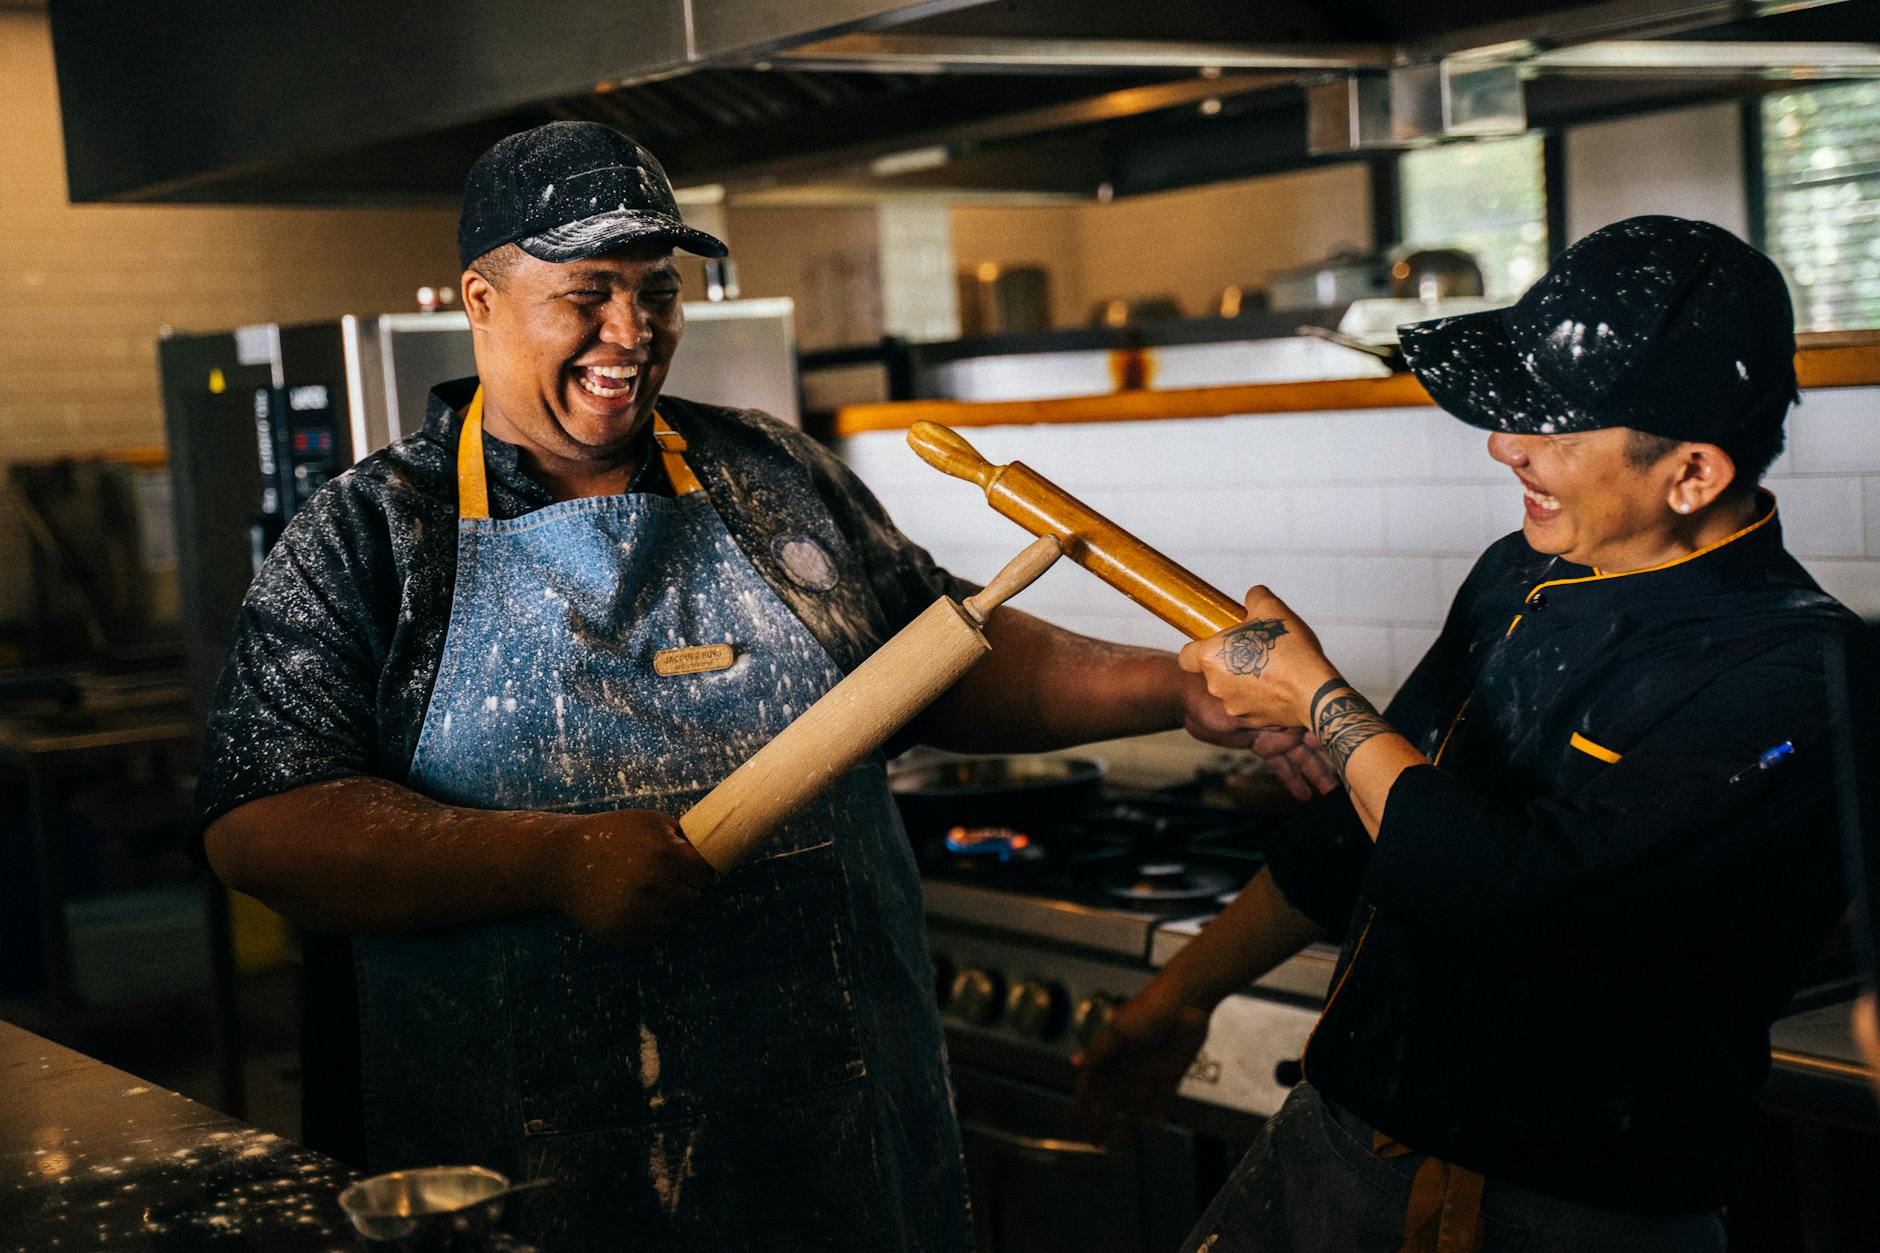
left=869, top=146, right=951, bottom=177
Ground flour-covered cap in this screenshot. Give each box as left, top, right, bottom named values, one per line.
left=458, top=121, right=727, bottom=269
left=1399, top=215, right=1796, bottom=442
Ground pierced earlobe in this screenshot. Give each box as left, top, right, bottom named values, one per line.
left=1674, top=502, right=1691, bottom=514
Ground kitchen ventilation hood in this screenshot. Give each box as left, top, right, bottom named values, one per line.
left=43, top=0, right=1879, bottom=205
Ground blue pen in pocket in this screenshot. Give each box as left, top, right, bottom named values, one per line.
left=1729, top=740, right=1794, bottom=785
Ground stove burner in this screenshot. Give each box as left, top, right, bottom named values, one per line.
left=945, top=826, right=1036, bottom=863
left=1104, top=861, right=1237, bottom=905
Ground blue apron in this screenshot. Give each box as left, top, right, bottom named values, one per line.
left=355, top=391, right=971, bottom=1253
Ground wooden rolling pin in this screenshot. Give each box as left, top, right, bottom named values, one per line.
left=682, top=534, right=1062, bottom=873
left=907, top=421, right=1243, bottom=640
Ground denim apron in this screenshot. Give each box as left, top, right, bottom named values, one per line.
left=354, top=390, right=971, bottom=1253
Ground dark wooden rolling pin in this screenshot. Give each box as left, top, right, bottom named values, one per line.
left=907, top=421, right=1244, bottom=640
left=682, top=533, right=1062, bottom=872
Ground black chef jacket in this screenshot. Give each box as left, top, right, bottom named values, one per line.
left=1266, top=497, right=1867, bottom=1213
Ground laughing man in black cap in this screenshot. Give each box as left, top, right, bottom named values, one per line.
left=193, top=121, right=1268, bottom=1252
left=1077, top=216, right=1870, bottom=1251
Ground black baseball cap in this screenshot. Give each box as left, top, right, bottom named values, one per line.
left=1399, top=216, right=1797, bottom=443
left=458, top=121, right=728, bottom=269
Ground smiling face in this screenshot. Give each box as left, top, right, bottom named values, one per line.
left=462, top=241, right=684, bottom=473
left=1487, top=426, right=1730, bottom=571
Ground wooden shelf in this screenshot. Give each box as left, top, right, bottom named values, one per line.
left=834, top=339, right=1880, bottom=436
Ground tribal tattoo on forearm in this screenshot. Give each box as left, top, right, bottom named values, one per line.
left=1310, top=676, right=1393, bottom=778
left=1220, top=618, right=1289, bottom=677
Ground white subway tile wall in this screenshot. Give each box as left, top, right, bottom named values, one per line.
left=842, top=386, right=1880, bottom=778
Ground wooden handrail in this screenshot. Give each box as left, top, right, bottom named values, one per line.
left=834, top=341, right=1880, bottom=436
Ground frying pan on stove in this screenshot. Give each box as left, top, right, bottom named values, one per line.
left=889, top=755, right=1104, bottom=846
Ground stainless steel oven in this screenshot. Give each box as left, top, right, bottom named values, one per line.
left=912, top=788, right=1334, bottom=1253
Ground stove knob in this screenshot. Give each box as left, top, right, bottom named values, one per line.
left=1073, top=993, right=1123, bottom=1050
left=949, top=969, right=1004, bottom=1027
left=1005, top=979, right=1068, bottom=1040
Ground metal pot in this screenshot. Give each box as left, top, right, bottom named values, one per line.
left=1389, top=248, right=1486, bottom=302
left=890, top=755, right=1104, bottom=845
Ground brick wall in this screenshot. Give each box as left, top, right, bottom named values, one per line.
left=0, top=9, right=463, bottom=623
left=838, top=383, right=1880, bottom=780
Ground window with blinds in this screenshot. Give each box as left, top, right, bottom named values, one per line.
left=1399, top=134, right=1549, bottom=301
left=1763, top=82, right=1880, bottom=331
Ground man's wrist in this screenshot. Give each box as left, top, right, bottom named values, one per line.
left=1300, top=668, right=1349, bottom=728
left=532, top=811, right=587, bottom=915
left=1168, top=653, right=1205, bottom=730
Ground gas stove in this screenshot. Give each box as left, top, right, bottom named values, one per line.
left=915, top=789, right=1337, bottom=1124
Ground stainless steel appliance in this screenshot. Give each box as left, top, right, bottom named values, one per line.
left=1264, top=250, right=1391, bottom=312
left=907, top=778, right=1333, bottom=1253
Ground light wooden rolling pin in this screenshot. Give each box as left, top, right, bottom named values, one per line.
left=907, top=421, right=1244, bottom=640
left=681, top=534, right=1062, bottom=873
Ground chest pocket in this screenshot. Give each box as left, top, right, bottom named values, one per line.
left=1568, top=732, right=1623, bottom=765
left=503, top=839, right=866, bottom=1137
left=1558, top=730, right=1625, bottom=792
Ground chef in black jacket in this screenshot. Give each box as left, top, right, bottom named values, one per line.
left=1076, top=216, right=1869, bottom=1253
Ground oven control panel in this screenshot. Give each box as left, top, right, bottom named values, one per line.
left=929, top=926, right=1320, bottom=1120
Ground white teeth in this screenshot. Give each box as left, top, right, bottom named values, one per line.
left=577, top=374, right=633, bottom=397
left=576, top=364, right=638, bottom=399
left=1523, top=484, right=1560, bottom=510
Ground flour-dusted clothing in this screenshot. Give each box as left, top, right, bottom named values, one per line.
left=354, top=402, right=965, bottom=1251
left=196, top=378, right=969, bottom=828
left=1258, top=500, right=1863, bottom=1214
left=194, top=380, right=975, bottom=1246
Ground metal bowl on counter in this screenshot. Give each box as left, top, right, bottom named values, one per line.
left=338, top=1166, right=547, bottom=1251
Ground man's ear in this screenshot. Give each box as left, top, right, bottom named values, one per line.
left=1667, top=442, right=1738, bottom=516
left=462, top=268, right=495, bottom=329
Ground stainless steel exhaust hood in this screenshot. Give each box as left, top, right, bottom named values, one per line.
left=43, top=0, right=1879, bottom=205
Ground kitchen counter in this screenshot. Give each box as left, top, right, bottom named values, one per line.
left=1764, top=999, right=1880, bottom=1131
left=0, top=1018, right=358, bottom=1250
left=1149, top=922, right=1880, bottom=1130
left=833, top=332, right=1880, bottom=434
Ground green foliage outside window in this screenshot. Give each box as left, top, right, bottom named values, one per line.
left=1764, top=82, right=1880, bottom=331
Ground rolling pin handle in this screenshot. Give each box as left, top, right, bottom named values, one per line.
left=908, top=421, right=998, bottom=489
left=963, top=535, right=1063, bottom=626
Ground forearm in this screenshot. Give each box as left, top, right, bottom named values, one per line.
left=203, top=776, right=570, bottom=935
left=913, top=606, right=1187, bottom=752
left=1307, top=677, right=1429, bottom=839
left=1150, top=867, right=1324, bottom=1011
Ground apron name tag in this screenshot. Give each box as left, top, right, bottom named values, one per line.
left=653, top=643, right=737, bottom=676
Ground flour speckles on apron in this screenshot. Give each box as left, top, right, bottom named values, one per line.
left=351, top=411, right=970, bottom=1253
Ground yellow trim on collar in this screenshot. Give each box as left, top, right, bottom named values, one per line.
left=652, top=417, right=705, bottom=496
left=1569, top=732, right=1622, bottom=764
left=454, top=387, right=702, bottom=514
left=458, top=386, right=491, bottom=521
left=1523, top=495, right=1777, bottom=606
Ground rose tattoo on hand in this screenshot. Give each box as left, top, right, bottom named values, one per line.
left=1220, top=618, right=1289, bottom=677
